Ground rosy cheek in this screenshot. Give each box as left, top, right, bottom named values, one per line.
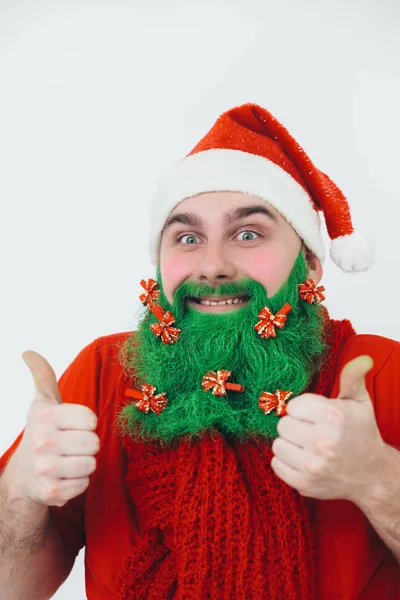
left=160, top=253, right=192, bottom=303
left=240, top=250, right=292, bottom=297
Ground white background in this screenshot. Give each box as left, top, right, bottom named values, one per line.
left=0, top=0, right=399, bottom=597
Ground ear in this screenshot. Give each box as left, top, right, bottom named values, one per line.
left=302, top=246, right=323, bottom=283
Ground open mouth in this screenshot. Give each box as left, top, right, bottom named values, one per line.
left=187, top=294, right=250, bottom=307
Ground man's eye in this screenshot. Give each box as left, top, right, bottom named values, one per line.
left=236, top=230, right=259, bottom=242
left=178, top=234, right=200, bottom=245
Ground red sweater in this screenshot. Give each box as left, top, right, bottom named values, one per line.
left=1, top=331, right=400, bottom=599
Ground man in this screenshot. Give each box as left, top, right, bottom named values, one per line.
left=1, top=103, right=400, bottom=599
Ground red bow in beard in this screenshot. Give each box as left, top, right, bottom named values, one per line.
left=139, top=278, right=181, bottom=345
left=150, top=311, right=181, bottom=345
left=201, top=370, right=245, bottom=396
left=298, top=279, right=325, bottom=304
left=254, top=303, right=292, bottom=339
left=139, top=278, right=160, bottom=306
left=125, top=383, right=168, bottom=415
left=258, top=390, right=292, bottom=417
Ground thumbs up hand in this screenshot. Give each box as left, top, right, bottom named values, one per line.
left=271, top=355, right=387, bottom=502
left=5, top=351, right=100, bottom=507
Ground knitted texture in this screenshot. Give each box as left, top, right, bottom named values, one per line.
left=117, top=315, right=356, bottom=599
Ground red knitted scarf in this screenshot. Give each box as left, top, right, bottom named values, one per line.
left=117, top=316, right=356, bottom=599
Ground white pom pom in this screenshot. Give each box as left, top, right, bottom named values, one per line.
left=330, top=232, right=375, bottom=273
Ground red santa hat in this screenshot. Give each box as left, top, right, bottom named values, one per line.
left=149, top=103, right=374, bottom=273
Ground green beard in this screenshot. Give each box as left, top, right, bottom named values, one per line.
left=117, top=250, right=328, bottom=444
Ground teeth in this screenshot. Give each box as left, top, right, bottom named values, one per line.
left=198, top=297, right=247, bottom=306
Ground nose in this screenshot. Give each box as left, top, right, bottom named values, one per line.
left=193, top=241, right=237, bottom=287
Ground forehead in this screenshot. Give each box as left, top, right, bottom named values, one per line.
left=168, top=191, right=281, bottom=223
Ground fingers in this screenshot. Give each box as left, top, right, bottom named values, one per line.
left=38, top=476, right=91, bottom=507
left=277, top=414, right=341, bottom=453
left=23, top=350, right=62, bottom=405
left=13, top=352, right=101, bottom=507
left=338, top=355, right=374, bottom=402
left=277, top=416, right=314, bottom=448
left=34, top=454, right=97, bottom=479
left=57, top=430, right=100, bottom=456
left=272, top=437, right=303, bottom=470
left=272, top=437, right=326, bottom=475
left=51, top=404, right=98, bottom=431
left=33, top=429, right=100, bottom=456
left=271, top=456, right=301, bottom=489
left=287, top=394, right=336, bottom=423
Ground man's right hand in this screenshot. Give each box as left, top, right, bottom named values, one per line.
left=5, top=350, right=99, bottom=507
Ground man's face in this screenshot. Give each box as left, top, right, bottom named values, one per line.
left=159, top=191, right=322, bottom=308
left=118, top=192, right=327, bottom=442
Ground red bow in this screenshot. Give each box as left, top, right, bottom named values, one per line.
left=298, top=279, right=325, bottom=304
left=150, top=311, right=181, bottom=344
left=139, top=278, right=160, bottom=306
left=125, top=383, right=168, bottom=415
left=258, top=390, right=292, bottom=416
left=254, top=303, right=292, bottom=339
left=201, top=370, right=244, bottom=396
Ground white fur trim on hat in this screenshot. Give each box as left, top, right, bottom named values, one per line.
left=330, top=232, right=375, bottom=273
left=149, top=148, right=324, bottom=264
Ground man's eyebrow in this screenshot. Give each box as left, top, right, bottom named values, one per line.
left=163, top=204, right=279, bottom=234
left=223, top=204, right=279, bottom=224
left=163, top=212, right=204, bottom=233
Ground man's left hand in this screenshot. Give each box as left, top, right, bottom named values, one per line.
left=271, top=355, right=387, bottom=502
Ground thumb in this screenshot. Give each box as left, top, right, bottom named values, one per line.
left=337, top=355, right=374, bottom=403
left=22, top=350, right=62, bottom=404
